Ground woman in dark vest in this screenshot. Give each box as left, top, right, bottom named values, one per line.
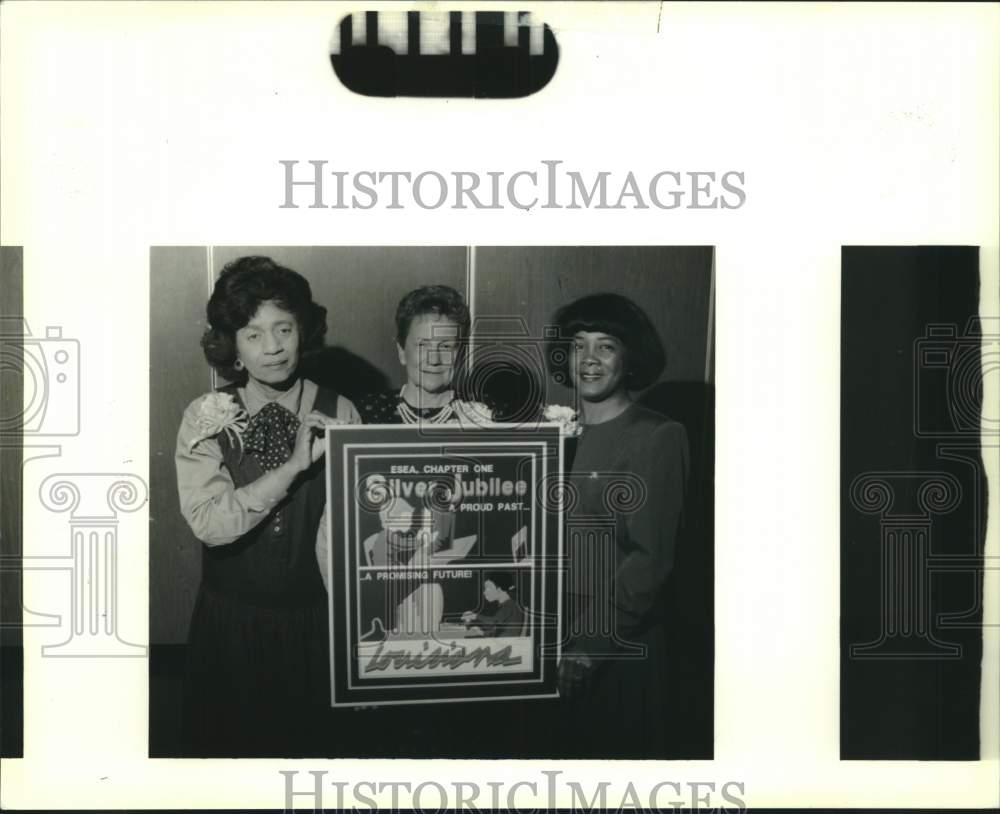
left=174, top=255, right=359, bottom=756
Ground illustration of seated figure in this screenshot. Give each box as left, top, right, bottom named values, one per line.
left=461, top=571, right=526, bottom=637
left=364, top=493, right=441, bottom=567
left=363, top=488, right=477, bottom=637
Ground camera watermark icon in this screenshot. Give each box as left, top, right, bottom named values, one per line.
left=403, top=314, right=583, bottom=435
left=848, top=317, right=1000, bottom=659
left=465, top=316, right=576, bottom=427
left=20, top=473, right=148, bottom=657
left=0, top=318, right=80, bottom=438
left=466, top=317, right=567, bottom=415
left=913, top=317, right=999, bottom=438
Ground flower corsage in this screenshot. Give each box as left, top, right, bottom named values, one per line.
left=542, top=404, right=583, bottom=437
left=187, top=392, right=248, bottom=452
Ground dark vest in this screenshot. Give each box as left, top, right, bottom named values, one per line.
left=200, top=382, right=337, bottom=608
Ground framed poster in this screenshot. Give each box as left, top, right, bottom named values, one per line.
left=324, top=423, right=563, bottom=706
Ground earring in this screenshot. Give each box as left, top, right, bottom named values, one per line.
left=234, top=359, right=244, bottom=371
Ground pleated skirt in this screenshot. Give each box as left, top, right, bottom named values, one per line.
left=181, top=584, right=333, bottom=757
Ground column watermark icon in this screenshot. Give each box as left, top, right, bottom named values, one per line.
left=35, top=473, right=147, bottom=657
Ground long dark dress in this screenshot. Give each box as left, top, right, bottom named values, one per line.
left=180, top=383, right=341, bottom=757
left=558, top=401, right=689, bottom=758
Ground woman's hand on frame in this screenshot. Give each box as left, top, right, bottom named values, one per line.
left=288, top=411, right=349, bottom=472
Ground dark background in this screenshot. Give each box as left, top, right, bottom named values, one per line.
left=0, top=246, right=24, bottom=758
left=149, top=245, right=715, bottom=758
left=841, top=246, right=988, bottom=759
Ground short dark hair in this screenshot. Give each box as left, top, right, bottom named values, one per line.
left=395, top=285, right=470, bottom=347
left=200, top=256, right=327, bottom=382
left=484, top=570, right=517, bottom=595
left=548, top=292, right=666, bottom=391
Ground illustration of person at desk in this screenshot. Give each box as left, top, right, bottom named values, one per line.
left=461, top=570, right=526, bottom=638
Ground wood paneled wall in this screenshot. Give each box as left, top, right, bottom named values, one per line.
left=150, top=246, right=713, bottom=643
left=149, top=248, right=218, bottom=646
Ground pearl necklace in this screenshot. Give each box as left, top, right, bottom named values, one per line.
left=395, top=388, right=457, bottom=425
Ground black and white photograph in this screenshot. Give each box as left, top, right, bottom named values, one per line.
left=148, top=245, right=715, bottom=759
left=3, top=2, right=998, bottom=811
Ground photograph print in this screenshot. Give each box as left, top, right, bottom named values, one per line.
left=148, top=245, right=715, bottom=759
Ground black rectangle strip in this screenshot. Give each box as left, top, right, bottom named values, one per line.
left=840, top=246, right=985, bottom=759
left=407, top=11, right=419, bottom=57
left=449, top=10, right=461, bottom=55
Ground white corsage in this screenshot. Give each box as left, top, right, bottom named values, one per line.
left=543, top=404, right=583, bottom=437
left=453, top=400, right=495, bottom=427
left=187, top=392, right=248, bottom=452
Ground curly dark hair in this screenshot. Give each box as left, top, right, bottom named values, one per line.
left=200, top=256, right=327, bottom=382
left=394, top=284, right=471, bottom=348
left=547, top=292, right=666, bottom=391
